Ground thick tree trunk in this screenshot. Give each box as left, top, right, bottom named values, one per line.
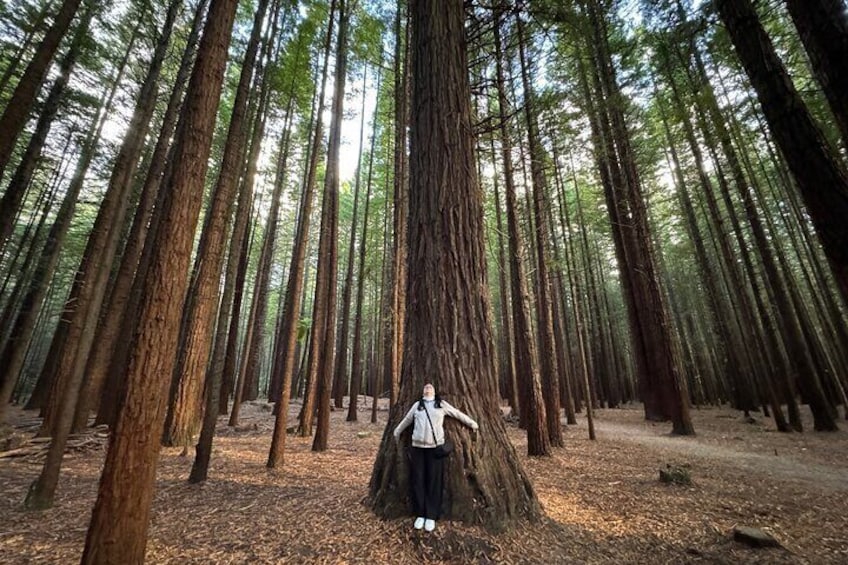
left=367, top=0, right=542, bottom=529
left=79, top=0, right=239, bottom=557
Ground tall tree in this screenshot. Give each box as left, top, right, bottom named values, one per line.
left=715, top=0, right=848, bottom=304
left=493, top=3, right=550, bottom=456
left=346, top=66, right=381, bottom=423
left=382, top=0, right=409, bottom=411
left=581, top=0, right=693, bottom=434
left=0, top=0, right=84, bottom=182
left=368, top=0, right=542, bottom=529
left=333, top=67, right=369, bottom=410
left=783, top=0, right=848, bottom=149
left=6, top=16, right=141, bottom=432
left=0, top=6, right=93, bottom=256
left=163, top=0, right=272, bottom=449
left=267, top=0, right=337, bottom=468
left=39, top=0, right=181, bottom=446
left=310, top=0, right=351, bottom=451
left=516, top=9, right=563, bottom=447
left=79, top=0, right=240, bottom=556
left=77, top=0, right=210, bottom=428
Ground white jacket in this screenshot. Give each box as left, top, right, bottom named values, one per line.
left=393, top=399, right=478, bottom=448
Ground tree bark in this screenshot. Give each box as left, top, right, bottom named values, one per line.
left=79, top=0, right=239, bottom=556
left=163, top=0, right=271, bottom=448
left=367, top=0, right=542, bottom=530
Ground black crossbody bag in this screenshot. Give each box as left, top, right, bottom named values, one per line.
left=422, top=403, right=454, bottom=459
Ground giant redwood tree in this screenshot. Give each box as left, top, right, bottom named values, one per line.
left=367, top=0, right=541, bottom=530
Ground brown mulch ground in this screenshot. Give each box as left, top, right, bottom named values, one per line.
left=1, top=400, right=847, bottom=564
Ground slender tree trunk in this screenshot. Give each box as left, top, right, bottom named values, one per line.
left=65, top=0, right=182, bottom=434
left=488, top=133, right=519, bottom=421
left=550, top=145, right=585, bottom=421
left=346, top=66, right=381, bottom=423
left=0, top=141, right=87, bottom=423
left=222, top=220, right=255, bottom=422
left=382, top=0, right=410, bottom=412
left=6, top=37, right=129, bottom=427
left=0, top=8, right=92, bottom=254
left=163, top=0, right=271, bottom=448
left=310, top=0, right=349, bottom=451
left=79, top=0, right=239, bottom=556
left=584, top=0, right=693, bottom=434
left=0, top=163, right=63, bottom=357
left=493, top=5, right=549, bottom=455
left=35, top=14, right=148, bottom=438
left=81, top=0, right=208, bottom=425
left=267, top=0, right=337, bottom=467
left=232, top=5, right=286, bottom=405
left=516, top=11, right=563, bottom=446
left=0, top=2, right=51, bottom=96
left=333, top=67, right=368, bottom=410
left=0, top=0, right=84, bottom=180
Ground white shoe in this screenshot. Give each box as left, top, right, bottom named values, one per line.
left=414, top=517, right=425, bottom=530
left=424, top=519, right=436, bottom=532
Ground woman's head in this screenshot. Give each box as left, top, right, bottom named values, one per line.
left=423, top=383, right=435, bottom=399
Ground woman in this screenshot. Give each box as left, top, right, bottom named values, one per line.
left=393, top=383, right=479, bottom=532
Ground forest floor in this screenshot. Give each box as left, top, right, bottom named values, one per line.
left=1, top=400, right=847, bottom=564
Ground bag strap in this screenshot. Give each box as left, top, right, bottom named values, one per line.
left=422, top=401, right=439, bottom=445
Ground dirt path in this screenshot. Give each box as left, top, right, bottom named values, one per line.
left=593, top=419, right=848, bottom=493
